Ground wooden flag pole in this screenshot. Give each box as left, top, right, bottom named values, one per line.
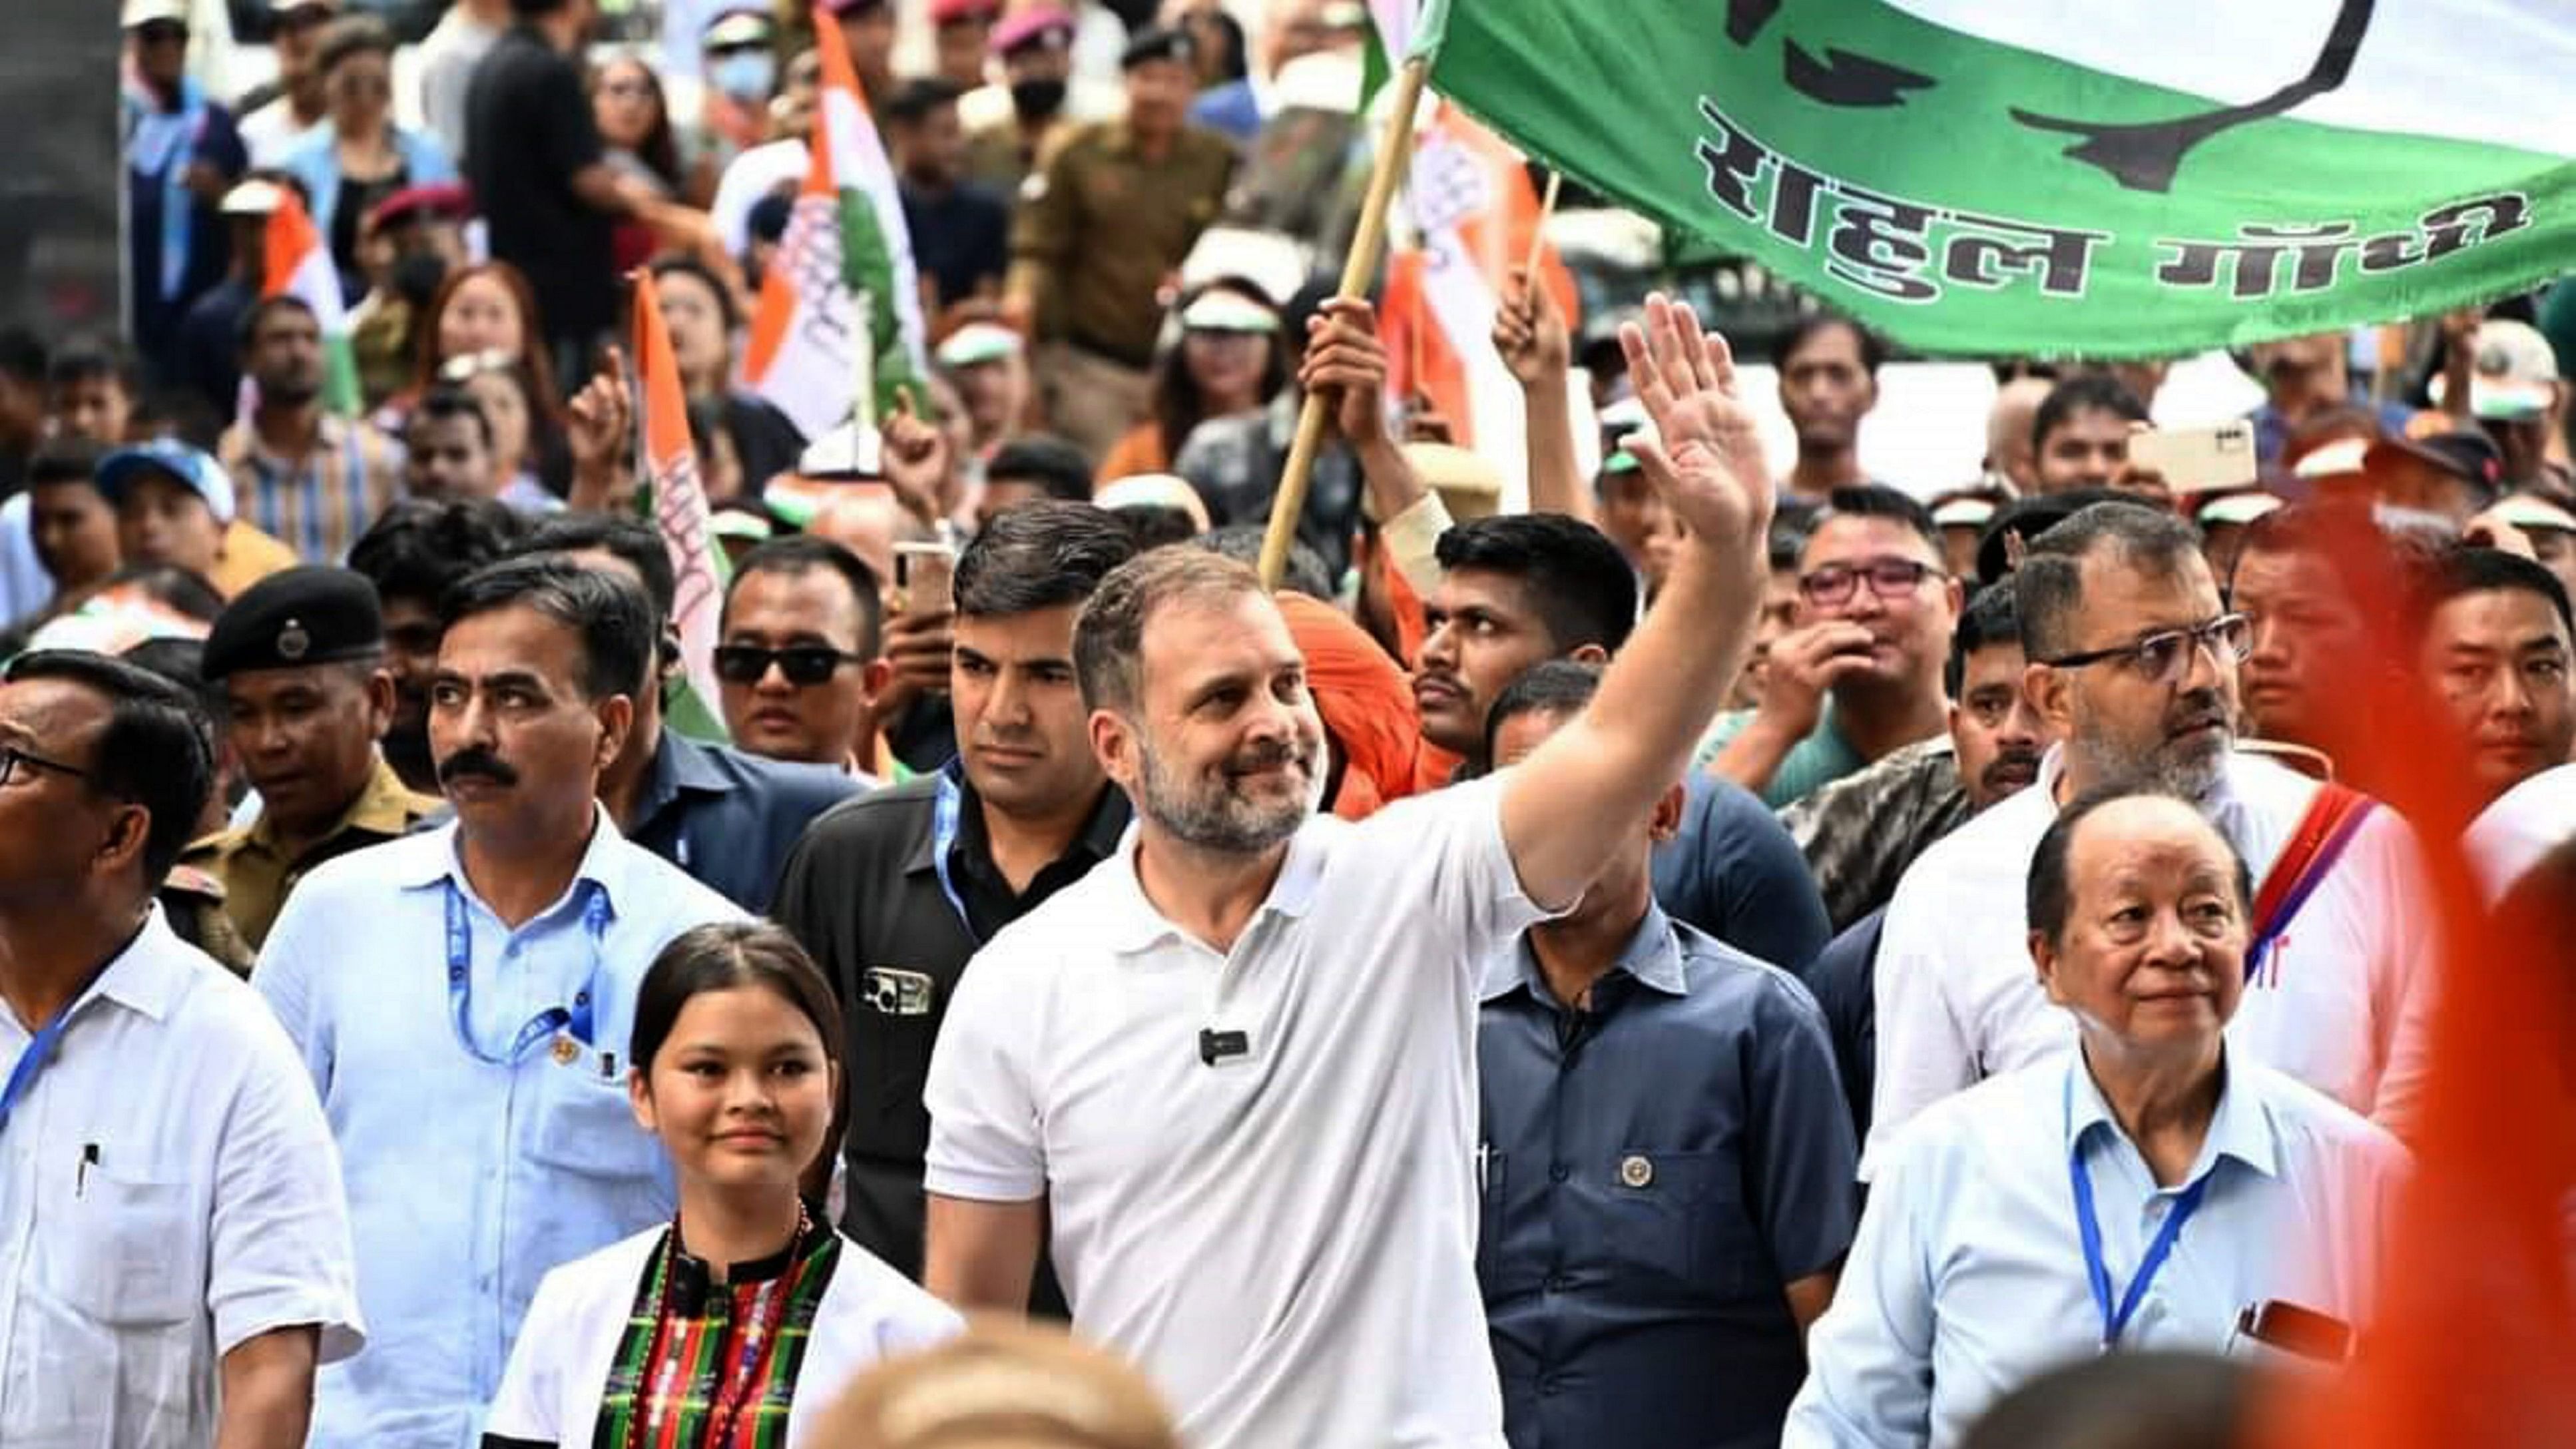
left=1523, top=169, right=1562, bottom=278
left=1256, top=56, right=1432, bottom=589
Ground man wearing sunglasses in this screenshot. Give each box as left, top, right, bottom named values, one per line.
left=1701, top=486, right=1963, bottom=808
left=1869, top=502, right=2432, bottom=1174
left=715, top=535, right=890, bottom=774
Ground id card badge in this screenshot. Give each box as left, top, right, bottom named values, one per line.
left=862, top=968, right=937, bottom=1017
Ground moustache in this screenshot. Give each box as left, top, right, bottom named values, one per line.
left=1982, top=746, right=2043, bottom=789
left=1224, top=738, right=1310, bottom=780
left=2164, top=690, right=2230, bottom=738
left=437, top=747, right=520, bottom=789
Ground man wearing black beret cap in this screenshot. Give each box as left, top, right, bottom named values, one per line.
left=179, top=565, right=440, bottom=950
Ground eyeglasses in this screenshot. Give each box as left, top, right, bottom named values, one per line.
left=1798, top=557, right=1941, bottom=607
left=2041, top=613, right=2252, bottom=686
left=713, top=644, right=867, bottom=687
left=0, top=744, right=92, bottom=787
left=599, top=78, right=656, bottom=99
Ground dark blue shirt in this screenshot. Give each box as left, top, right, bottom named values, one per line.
left=1653, top=775, right=1832, bottom=974
left=127, top=95, right=247, bottom=374
left=898, top=178, right=1011, bottom=312
left=623, top=729, right=864, bottom=913
left=1802, top=906, right=1887, bottom=1146
left=1477, top=905, right=1860, bottom=1449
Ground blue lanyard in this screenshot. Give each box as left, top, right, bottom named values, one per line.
left=930, top=761, right=980, bottom=946
left=0, top=1005, right=84, bottom=1137
left=2067, top=1077, right=2213, bottom=1351
left=0, top=924, right=140, bottom=1135
left=444, top=880, right=611, bottom=1065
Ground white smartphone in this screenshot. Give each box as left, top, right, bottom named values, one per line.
left=2128, top=420, right=2259, bottom=495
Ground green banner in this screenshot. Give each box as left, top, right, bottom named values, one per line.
left=1425, top=0, right=2576, bottom=356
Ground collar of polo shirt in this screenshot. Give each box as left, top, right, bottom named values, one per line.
left=1093, top=817, right=1333, bottom=955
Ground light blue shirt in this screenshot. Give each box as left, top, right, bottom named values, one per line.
left=1784, top=1050, right=2404, bottom=1449
left=254, top=809, right=745, bottom=1449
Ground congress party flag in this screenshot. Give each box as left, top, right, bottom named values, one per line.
left=744, top=1, right=925, bottom=438
left=632, top=269, right=729, bottom=744
left=1422, top=0, right=2576, bottom=356
left=1382, top=103, right=1579, bottom=475
left=262, top=189, right=362, bottom=414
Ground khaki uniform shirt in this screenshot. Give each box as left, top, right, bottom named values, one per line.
left=158, top=864, right=257, bottom=977
left=1006, top=120, right=1236, bottom=367
left=181, top=757, right=441, bottom=950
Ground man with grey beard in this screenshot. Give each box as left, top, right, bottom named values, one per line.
left=1864, top=502, right=2435, bottom=1175
left=921, top=296, right=1785, bottom=1449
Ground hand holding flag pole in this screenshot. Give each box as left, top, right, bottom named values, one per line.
left=1256, top=56, right=1432, bottom=589
left=1522, top=170, right=1562, bottom=278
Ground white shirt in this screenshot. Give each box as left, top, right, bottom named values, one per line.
left=239, top=100, right=320, bottom=170
left=2465, top=762, right=2576, bottom=898
left=411, top=5, right=503, bottom=168
left=925, top=778, right=1551, bottom=1449
left=1786, top=1052, right=2404, bottom=1449
left=1866, top=748, right=2431, bottom=1174
left=712, top=139, right=810, bottom=260
left=485, top=1225, right=961, bottom=1447
left=0, top=907, right=364, bottom=1448
left=255, top=810, right=746, bottom=1449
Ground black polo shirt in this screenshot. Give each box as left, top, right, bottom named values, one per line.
left=462, top=25, right=615, bottom=349
left=772, top=768, right=1130, bottom=1305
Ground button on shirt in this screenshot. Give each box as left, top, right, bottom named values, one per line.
left=1786, top=1053, right=2404, bottom=1448
left=772, top=773, right=1130, bottom=1291
left=926, top=778, right=1551, bottom=1449
left=0, top=908, right=364, bottom=1448
left=1867, top=748, right=2432, bottom=1175
left=253, top=810, right=745, bottom=1449
left=624, top=729, right=865, bottom=914
left=1477, top=905, right=1858, bottom=1449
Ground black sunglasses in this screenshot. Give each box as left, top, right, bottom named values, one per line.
left=713, top=644, right=866, bottom=687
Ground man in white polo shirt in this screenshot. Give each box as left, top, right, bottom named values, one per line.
left=922, top=294, right=1778, bottom=1448
left=1869, top=502, right=2433, bottom=1172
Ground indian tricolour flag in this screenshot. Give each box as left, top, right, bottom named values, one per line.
left=263, top=190, right=360, bottom=414
left=1383, top=103, right=1582, bottom=503
left=632, top=268, right=729, bottom=744
left=1421, top=0, right=2576, bottom=357
left=743, top=0, right=925, bottom=438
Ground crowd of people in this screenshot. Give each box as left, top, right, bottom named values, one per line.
left=4, top=0, right=2576, bottom=1446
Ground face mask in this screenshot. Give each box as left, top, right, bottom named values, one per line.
left=710, top=51, right=776, bottom=105
left=1009, top=77, right=1068, bottom=122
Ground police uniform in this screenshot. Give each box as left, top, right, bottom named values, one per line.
left=159, top=862, right=258, bottom=977
left=770, top=768, right=1130, bottom=1311
left=180, top=567, right=441, bottom=952
left=1009, top=27, right=1238, bottom=458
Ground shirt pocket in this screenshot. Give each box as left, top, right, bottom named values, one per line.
left=522, top=1056, right=665, bottom=1187
left=49, top=1159, right=205, bottom=1327
left=1595, top=1149, right=1761, bottom=1299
